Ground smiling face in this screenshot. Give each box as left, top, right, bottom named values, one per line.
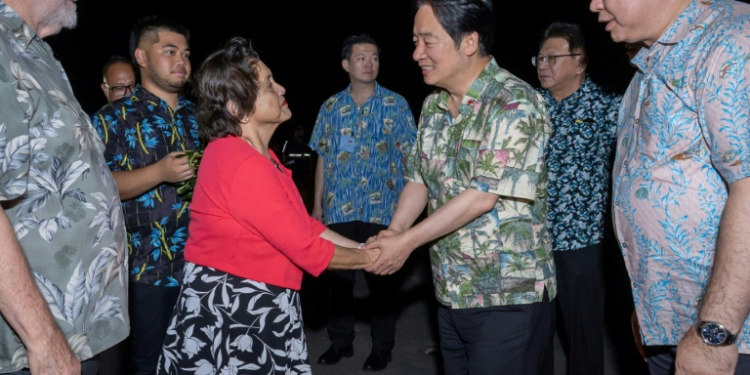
left=589, top=0, right=684, bottom=45
left=412, top=4, right=463, bottom=89
left=537, top=37, right=585, bottom=100
left=136, top=30, right=191, bottom=94
left=343, top=43, right=379, bottom=85
left=249, top=60, right=291, bottom=126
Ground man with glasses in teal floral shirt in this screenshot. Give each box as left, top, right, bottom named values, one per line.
left=91, top=15, right=199, bottom=375
left=100, top=55, right=137, bottom=104
left=535, top=22, right=620, bottom=375
left=365, top=0, right=556, bottom=373
left=309, top=33, right=416, bottom=372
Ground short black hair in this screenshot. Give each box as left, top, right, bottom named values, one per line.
left=193, top=36, right=261, bottom=143
left=101, top=55, right=134, bottom=81
left=415, top=0, right=495, bottom=56
left=129, top=15, right=190, bottom=65
left=341, top=34, right=381, bottom=61
left=539, top=22, right=588, bottom=67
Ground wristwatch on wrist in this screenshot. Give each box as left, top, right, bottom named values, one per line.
left=696, top=321, right=738, bottom=346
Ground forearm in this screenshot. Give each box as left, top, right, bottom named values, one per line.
left=319, top=228, right=360, bottom=248
left=112, top=164, right=164, bottom=200
left=699, top=178, right=750, bottom=333
left=313, top=157, right=324, bottom=209
left=0, top=210, right=66, bottom=353
left=388, top=181, right=428, bottom=233
left=327, top=244, right=369, bottom=270
left=401, top=188, right=498, bottom=251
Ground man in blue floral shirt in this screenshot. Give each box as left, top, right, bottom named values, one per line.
left=591, top=0, right=750, bottom=373
left=309, top=34, right=416, bottom=372
left=535, top=22, right=620, bottom=375
left=91, top=16, right=199, bottom=375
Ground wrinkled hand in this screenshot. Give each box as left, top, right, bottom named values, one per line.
left=364, top=233, right=414, bottom=275
left=363, top=246, right=381, bottom=267
left=311, top=205, right=323, bottom=222
left=27, top=332, right=80, bottom=375
left=631, top=310, right=647, bottom=361
left=160, top=151, right=195, bottom=183
left=675, top=327, right=737, bottom=375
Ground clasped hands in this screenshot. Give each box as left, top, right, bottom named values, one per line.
left=361, top=229, right=415, bottom=275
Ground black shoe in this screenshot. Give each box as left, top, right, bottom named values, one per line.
left=362, top=351, right=392, bottom=372
left=317, top=344, right=354, bottom=365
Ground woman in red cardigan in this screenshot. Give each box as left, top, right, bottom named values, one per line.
left=156, top=36, right=379, bottom=374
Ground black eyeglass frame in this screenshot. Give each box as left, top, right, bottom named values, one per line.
left=104, top=83, right=137, bottom=96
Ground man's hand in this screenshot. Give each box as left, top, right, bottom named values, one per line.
left=159, top=151, right=194, bottom=183
left=364, top=233, right=415, bottom=275
left=27, top=330, right=80, bottom=375
left=366, top=228, right=400, bottom=244
left=311, top=205, right=323, bottom=222
left=675, top=327, right=738, bottom=375
left=363, top=246, right=381, bottom=267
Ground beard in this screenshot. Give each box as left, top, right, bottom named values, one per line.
left=146, top=64, right=188, bottom=94
left=40, top=0, right=77, bottom=33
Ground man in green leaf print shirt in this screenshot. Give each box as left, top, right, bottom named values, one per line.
left=0, top=0, right=128, bottom=374
left=91, top=16, right=199, bottom=375
left=365, top=0, right=556, bottom=373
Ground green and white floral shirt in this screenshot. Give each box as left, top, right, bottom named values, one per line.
left=406, top=58, right=556, bottom=308
left=0, top=3, right=128, bottom=371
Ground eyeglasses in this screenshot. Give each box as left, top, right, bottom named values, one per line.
left=104, top=83, right=137, bottom=96
left=531, top=54, right=582, bottom=67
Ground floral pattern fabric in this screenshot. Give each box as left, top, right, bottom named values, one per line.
left=538, top=77, right=620, bottom=251
left=309, top=82, right=416, bottom=226
left=406, top=58, right=556, bottom=309
left=614, top=0, right=750, bottom=352
left=0, top=2, right=128, bottom=371
left=92, top=86, right=200, bottom=286
left=157, top=262, right=310, bottom=375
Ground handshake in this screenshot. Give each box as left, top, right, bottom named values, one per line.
left=356, top=229, right=414, bottom=275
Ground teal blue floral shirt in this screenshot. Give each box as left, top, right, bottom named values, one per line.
left=309, top=82, right=416, bottom=225
left=0, top=2, right=128, bottom=370
left=615, top=0, right=750, bottom=352
left=407, top=58, right=555, bottom=308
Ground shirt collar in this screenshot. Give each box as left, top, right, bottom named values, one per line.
left=631, top=0, right=710, bottom=72
left=540, top=75, right=594, bottom=105
left=133, top=85, right=192, bottom=112
left=0, top=1, right=41, bottom=49
left=436, top=56, right=500, bottom=112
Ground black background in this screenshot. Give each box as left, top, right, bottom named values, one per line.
left=46, top=0, right=640, bottom=144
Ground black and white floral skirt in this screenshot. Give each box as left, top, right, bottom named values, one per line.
left=157, top=262, right=310, bottom=374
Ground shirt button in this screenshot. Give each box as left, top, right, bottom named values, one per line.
left=621, top=242, right=628, bottom=249
left=635, top=119, right=640, bottom=125
left=632, top=282, right=639, bottom=289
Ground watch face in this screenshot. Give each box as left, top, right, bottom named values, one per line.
left=700, top=322, right=728, bottom=346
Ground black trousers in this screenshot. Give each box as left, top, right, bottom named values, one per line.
left=553, top=244, right=606, bottom=375
left=130, top=282, right=181, bottom=375
left=437, top=289, right=554, bottom=375
left=646, top=346, right=750, bottom=374
left=323, top=221, right=400, bottom=354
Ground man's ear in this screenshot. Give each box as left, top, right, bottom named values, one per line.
left=101, top=83, right=109, bottom=99
left=576, top=53, right=587, bottom=75
left=341, top=59, right=350, bottom=73
left=134, top=48, right=147, bottom=69
left=461, top=31, right=480, bottom=56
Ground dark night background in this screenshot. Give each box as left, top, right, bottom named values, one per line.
left=46, top=0, right=638, bottom=144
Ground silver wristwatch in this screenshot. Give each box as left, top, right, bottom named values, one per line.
left=696, top=321, right=738, bottom=346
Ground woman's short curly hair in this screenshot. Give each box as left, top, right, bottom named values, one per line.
left=193, top=36, right=261, bottom=143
